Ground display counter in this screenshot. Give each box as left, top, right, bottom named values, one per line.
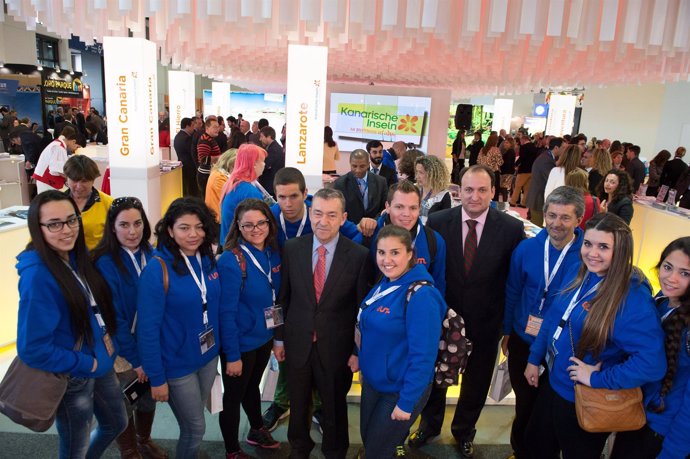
left=0, top=206, right=29, bottom=347
left=0, top=155, right=31, bottom=207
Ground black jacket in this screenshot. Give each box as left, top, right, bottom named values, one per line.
left=333, top=171, right=388, bottom=224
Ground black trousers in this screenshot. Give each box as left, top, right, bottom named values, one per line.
left=610, top=424, right=664, bottom=459
left=525, top=376, right=609, bottom=459
left=196, top=170, right=210, bottom=198
left=418, top=332, right=500, bottom=441
left=287, top=343, right=353, bottom=459
left=507, top=332, right=543, bottom=459
left=218, top=340, right=273, bottom=453
left=181, top=163, right=200, bottom=197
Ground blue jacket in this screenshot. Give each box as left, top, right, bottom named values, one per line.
left=16, top=250, right=116, bottom=378
left=136, top=247, right=227, bottom=386
left=369, top=215, right=446, bottom=296
left=383, top=150, right=396, bottom=171
left=95, top=246, right=153, bottom=369
left=504, top=228, right=583, bottom=344
left=270, top=195, right=362, bottom=247
left=220, top=181, right=263, bottom=246
left=358, top=264, right=446, bottom=412
left=217, top=242, right=281, bottom=361
left=528, top=266, right=666, bottom=402
left=644, top=297, right=690, bottom=459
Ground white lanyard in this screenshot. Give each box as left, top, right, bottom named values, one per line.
left=411, top=224, right=421, bottom=248
left=539, top=236, right=575, bottom=313
left=123, top=248, right=147, bottom=276
left=66, top=264, right=106, bottom=331
left=240, top=244, right=276, bottom=303
left=180, top=250, right=208, bottom=325
left=358, top=284, right=402, bottom=322
left=552, top=276, right=602, bottom=343
left=661, top=308, right=675, bottom=323
left=280, top=205, right=307, bottom=240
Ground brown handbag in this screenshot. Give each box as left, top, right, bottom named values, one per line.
left=569, top=320, right=646, bottom=433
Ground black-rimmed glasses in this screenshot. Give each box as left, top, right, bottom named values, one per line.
left=40, top=216, right=81, bottom=232
left=239, top=220, right=270, bottom=231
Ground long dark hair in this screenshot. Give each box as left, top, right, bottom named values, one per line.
left=154, top=197, right=217, bottom=274
left=224, top=198, right=279, bottom=252
left=91, top=196, right=153, bottom=276
left=324, top=126, right=336, bottom=148
left=651, top=237, right=690, bottom=412
left=26, top=191, right=116, bottom=343
left=597, top=169, right=633, bottom=204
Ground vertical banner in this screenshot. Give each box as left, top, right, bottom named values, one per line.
left=168, top=70, right=196, bottom=135
left=491, top=98, right=513, bottom=133
left=285, top=44, right=328, bottom=190
left=545, top=94, right=576, bottom=137
left=103, top=37, right=160, bottom=169
left=211, top=82, right=231, bottom=118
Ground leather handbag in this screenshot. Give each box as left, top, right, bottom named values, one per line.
left=569, top=321, right=646, bottom=433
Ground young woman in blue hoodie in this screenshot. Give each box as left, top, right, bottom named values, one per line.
left=217, top=198, right=282, bottom=458
left=92, top=196, right=167, bottom=459
left=611, top=237, right=690, bottom=459
left=524, top=213, right=666, bottom=458
left=137, top=197, right=229, bottom=458
left=357, top=225, right=446, bottom=458
left=17, top=190, right=127, bottom=458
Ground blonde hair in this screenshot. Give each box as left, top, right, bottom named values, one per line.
left=415, top=155, right=450, bottom=193
left=592, top=148, right=612, bottom=175
left=565, top=168, right=590, bottom=195
left=557, top=145, right=582, bottom=175
left=213, top=148, right=238, bottom=173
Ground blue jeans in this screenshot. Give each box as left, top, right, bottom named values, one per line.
left=167, top=357, right=219, bottom=459
left=360, top=378, right=432, bottom=458
left=56, top=370, right=128, bottom=459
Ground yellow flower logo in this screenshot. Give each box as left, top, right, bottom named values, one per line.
left=398, top=115, right=419, bottom=133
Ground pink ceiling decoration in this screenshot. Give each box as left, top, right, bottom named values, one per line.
left=3, top=0, right=690, bottom=95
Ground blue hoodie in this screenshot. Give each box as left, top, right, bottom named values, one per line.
left=220, top=181, right=263, bottom=246
left=16, top=250, right=116, bottom=378
left=270, top=195, right=362, bottom=247
left=528, top=265, right=666, bottom=402
left=95, top=245, right=153, bottom=369
left=358, top=264, right=446, bottom=412
left=504, top=227, right=583, bottom=344
left=369, top=215, right=447, bottom=296
left=643, top=297, right=690, bottom=459
left=217, top=242, right=281, bottom=361
left=136, top=247, right=227, bottom=387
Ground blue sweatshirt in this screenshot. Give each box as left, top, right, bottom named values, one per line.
left=270, top=195, right=362, bottom=247
left=136, top=247, right=228, bottom=386
left=504, top=227, right=583, bottom=344
left=643, top=297, right=690, bottom=459
left=369, top=215, right=447, bottom=296
left=358, top=264, right=446, bottom=412
left=220, top=181, right=263, bottom=246
left=217, top=242, right=281, bottom=361
left=95, top=245, right=153, bottom=369
left=16, top=250, right=116, bottom=378
left=528, top=266, right=666, bottom=402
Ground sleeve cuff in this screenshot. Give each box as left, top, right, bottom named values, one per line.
left=589, top=371, right=603, bottom=388
left=273, top=340, right=284, bottom=346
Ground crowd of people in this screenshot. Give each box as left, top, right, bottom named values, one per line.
left=6, top=117, right=690, bottom=459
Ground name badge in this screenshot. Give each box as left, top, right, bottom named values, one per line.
left=264, top=305, right=284, bottom=329
left=199, top=328, right=215, bottom=354
left=103, top=333, right=115, bottom=357
left=525, top=315, right=544, bottom=337
left=546, top=343, right=557, bottom=373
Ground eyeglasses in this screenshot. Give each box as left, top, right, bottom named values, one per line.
left=40, top=216, right=81, bottom=232
left=111, top=196, right=144, bottom=211
left=239, top=220, right=270, bottom=231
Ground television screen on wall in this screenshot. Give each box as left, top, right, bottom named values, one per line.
left=329, top=93, right=431, bottom=152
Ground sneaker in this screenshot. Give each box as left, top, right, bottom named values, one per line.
left=262, top=403, right=289, bottom=432
left=226, top=451, right=252, bottom=459
left=395, top=445, right=407, bottom=457
left=311, top=410, right=324, bottom=435
left=246, top=427, right=280, bottom=449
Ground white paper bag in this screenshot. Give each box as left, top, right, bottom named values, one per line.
left=489, top=359, right=512, bottom=402
left=260, top=354, right=280, bottom=402
left=205, top=373, right=223, bottom=414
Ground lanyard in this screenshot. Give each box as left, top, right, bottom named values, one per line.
left=358, top=284, right=402, bottom=322
left=539, top=236, right=575, bottom=313
left=123, top=248, right=147, bottom=276
left=180, top=250, right=209, bottom=326
left=411, top=223, right=421, bottom=248
left=240, top=244, right=276, bottom=303
left=280, top=205, right=307, bottom=240
left=551, top=275, right=602, bottom=343
left=66, top=264, right=107, bottom=333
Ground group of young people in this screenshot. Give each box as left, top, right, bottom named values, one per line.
left=12, top=142, right=690, bottom=459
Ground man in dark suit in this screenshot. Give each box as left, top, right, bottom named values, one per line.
left=259, top=125, right=285, bottom=197
left=333, top=149, right=388, bottom=224
left=366, top=140, right=397, bottom=187
left=659, top=146, right=688, bottom=192
left=54, top=112, right=86, bottom=147
left=173, top=117, right=199, bottom=197
left=408, top=165, right=524, bottom=458
left=274, top=188, right=372, bottom=459
left=525, top=137, right=564, bottom=226
left=625, top=145, right=646, bottom=193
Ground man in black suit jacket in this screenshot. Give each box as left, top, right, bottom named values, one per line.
left=333, top=149, right=388, bottom=224
left=274, top=188, right=372, bottom=459
left=366, top=140, right=398, bottom=187
left=173, top=117, right=199, bottom=197
left=625, top=145, right=646, bottom=193
left=409, top=165, right=524, bottom=458
left=259, top=126, right=285, bottom=197
left=53, top=113, right=86, bottom=147
left=659, top=147, right=688, bottom=191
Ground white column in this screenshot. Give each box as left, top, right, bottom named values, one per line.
left=168, top=70, right=196, bottom=135
left=491, top=98, right=514, bottom=133
left=546, top=94, right=577, bottom=137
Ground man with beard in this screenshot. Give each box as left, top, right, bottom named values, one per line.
left=366, top=140, right=397, bottom=187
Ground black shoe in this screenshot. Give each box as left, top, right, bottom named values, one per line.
left=459, top=437, right=475, bottom=458
left=246, top=427, right=280, bottom=449
left=407, top=428, right=439, bottom=448
left=262, top=403, right=289, bottom=432
left=311, top=410, right=324, bottom=435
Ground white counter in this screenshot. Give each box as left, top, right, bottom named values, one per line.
left=0, top=206, right=29, bottom=347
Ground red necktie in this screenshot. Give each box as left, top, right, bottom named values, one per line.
left=314, top=245, right=327, bottom=303
left=464, top=220, right=478, bottom=274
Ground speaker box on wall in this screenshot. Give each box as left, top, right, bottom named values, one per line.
left=455, top=104, right=472, bottom=130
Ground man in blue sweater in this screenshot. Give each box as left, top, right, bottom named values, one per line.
left=502, top=186, right=585, bottom=459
